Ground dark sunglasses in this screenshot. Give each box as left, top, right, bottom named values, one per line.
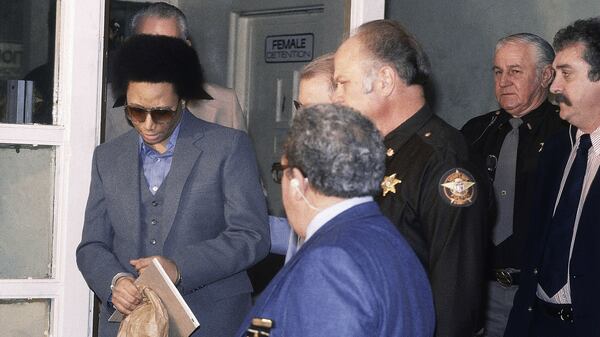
left=293, top=100, right=303, bottom=110
left=271, top=162, right=307, bottom=184
left=125, top=101, right=180, bottom=124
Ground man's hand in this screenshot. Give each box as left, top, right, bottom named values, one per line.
left=111, top=276, right=142, bottom=315
left=130, top=256, right=179, bottom=284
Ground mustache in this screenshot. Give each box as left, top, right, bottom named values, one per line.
left=553, top=93, right=572, bottom=106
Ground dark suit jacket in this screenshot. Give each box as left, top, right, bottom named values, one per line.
left=236, top=201, right=436, bottom=337
left=76, top=111, right=269, bottom=337
left=505, top=128, right=600, bottom=336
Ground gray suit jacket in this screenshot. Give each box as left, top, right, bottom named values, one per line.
left=76, top=111, right=269, bottom=337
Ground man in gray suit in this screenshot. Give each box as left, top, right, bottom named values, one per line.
left=77, top=34, right=269, bottom=337
left=105, top=2, right=246, bottom=141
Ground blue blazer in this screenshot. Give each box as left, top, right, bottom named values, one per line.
left=76, top=112, right=270, bottom=337
left=237, top=201, right=435, bottom=337
left=505, top=128, right=600, bottom=336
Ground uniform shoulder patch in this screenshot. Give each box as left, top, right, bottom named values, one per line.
left=438, top=168, right=477, bottom=207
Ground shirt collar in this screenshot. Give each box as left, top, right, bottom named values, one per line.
left=576, top=125, right=600, bottom=155
left=305, top=196, right=373, bottom=242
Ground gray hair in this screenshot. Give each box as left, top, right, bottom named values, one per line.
left=284, top=104, right=385, bottom=198
left=299, top=53, right=334, bottom=93
left=131, top=2, right=189, bottom=40
left=354, top=20, right=430, bottom=86
left=496, top=33, right=555, bottom=72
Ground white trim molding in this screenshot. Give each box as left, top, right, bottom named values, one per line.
left=349, top=0, right=385, bottom=32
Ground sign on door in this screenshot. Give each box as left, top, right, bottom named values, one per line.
left=265, top=33, right=314, bottom=63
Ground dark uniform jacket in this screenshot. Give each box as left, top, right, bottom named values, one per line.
left=461, top=100, right=566, bottom=270
left=376, top=105, right=489, bottom=337
left=505, top=127, right=600, bottom=337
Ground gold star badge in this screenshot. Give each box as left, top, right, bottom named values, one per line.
left=381, top=173, right=401, bottom=196
left=386, top=148, right=395, bottom=157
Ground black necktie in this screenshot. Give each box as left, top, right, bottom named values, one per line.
left=539, top=134, right=592, bottom=297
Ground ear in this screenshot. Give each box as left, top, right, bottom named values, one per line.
left=540, top=64, right=554, bottom=88
left=290, top=168, right=307, bottom=193
left=287, top=169, right=305, bottom=201
left=377, top=65, right=396, bottom=97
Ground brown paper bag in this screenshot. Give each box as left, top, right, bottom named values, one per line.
left=117, top=287, right=169, bottom=337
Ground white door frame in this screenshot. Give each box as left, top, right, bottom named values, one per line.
left=0, top=0, right=105, bottom=336
left=349, top=0, right=385, bottom=31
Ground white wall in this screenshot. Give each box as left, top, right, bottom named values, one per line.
left=387, top=0, right=600, bottom=128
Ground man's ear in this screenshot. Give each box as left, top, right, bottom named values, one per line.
left=377, top=65, right=396, bottom=96
left=290, top=168, right=307, bottom=192
left=541, top=64, right=554, bottom=88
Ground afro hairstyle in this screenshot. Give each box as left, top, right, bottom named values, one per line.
left=112, top=34, right=210, bottom=101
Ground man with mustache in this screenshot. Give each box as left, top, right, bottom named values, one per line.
left=505, top=17, right=600, bottom=337
left=461, top=33, right=566, bottom=337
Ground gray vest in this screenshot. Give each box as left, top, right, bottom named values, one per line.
left=140, top=171, right=170, bottom=257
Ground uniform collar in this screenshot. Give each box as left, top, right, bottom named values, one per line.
left=383, top=104, right=433, bottom=151
left=497, top=100, right=558, bottom=133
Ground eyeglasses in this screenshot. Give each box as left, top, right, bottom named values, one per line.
left=125, top=101, right=180, bottom=124
left=271, top=162, right=290, bottom=184
left=271, top=162, right=307, bottom=184
left=293, top=100, right=302, bottom=110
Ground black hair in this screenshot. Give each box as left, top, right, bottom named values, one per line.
left=554, top=17, right=600, bottom=82
left=112, top=34, right=209, bottom=100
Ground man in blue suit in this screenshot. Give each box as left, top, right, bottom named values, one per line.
left=238, top=104, right=435, bottom=337
left=76, top=35, right=269, bottom=337
left=505, top=17, right=600, bottom=337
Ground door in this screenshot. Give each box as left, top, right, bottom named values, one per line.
left=0, top=0, right=105, bottom=336
left=229, top=0, right=384, bottom=216
left=233, top=7, right=343, bottom=216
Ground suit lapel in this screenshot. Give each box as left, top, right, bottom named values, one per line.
left=114, top=131, right=143, bottom=253
left=162, top=112, right=205, bottom=235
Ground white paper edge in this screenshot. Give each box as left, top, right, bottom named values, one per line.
left=151, top=258, right=200, bottom=327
